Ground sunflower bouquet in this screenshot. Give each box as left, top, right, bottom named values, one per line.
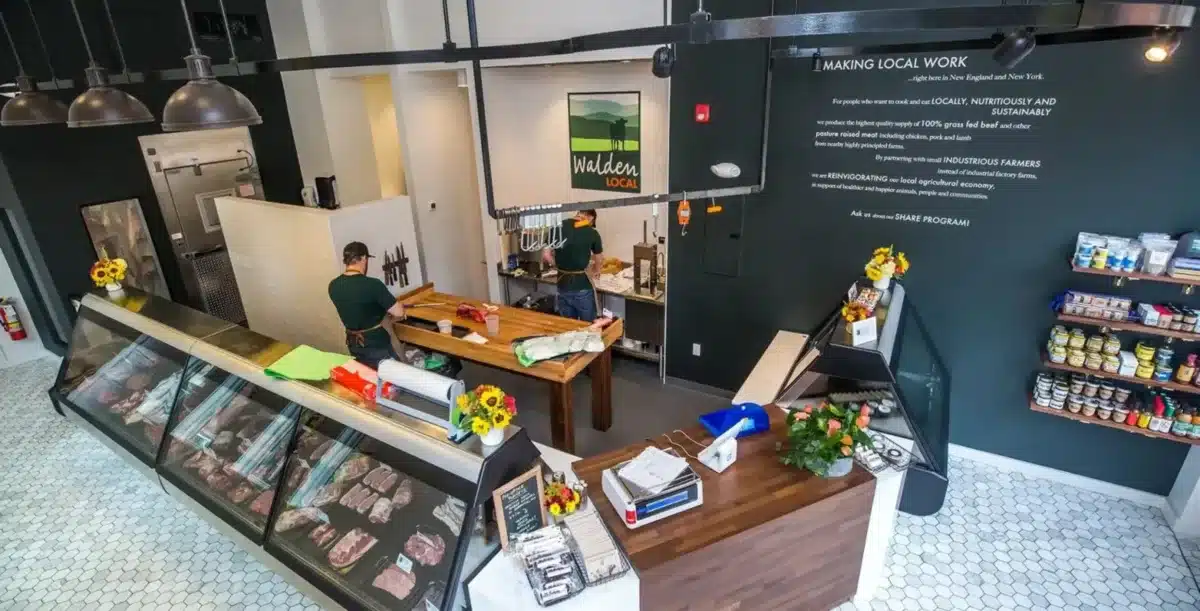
left=544, top=480, right=582, bottom=517
left=89, top=257, right=129, bottom=288
left=456, top=384, right=517, bottom=438
left=864, top=245, right=910, bottom=283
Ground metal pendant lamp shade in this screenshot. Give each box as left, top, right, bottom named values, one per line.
left=67, top=65, right=154, bottom=127
left=162, top=0, right=261, bottom=132
left=161, top=54, right=261, bottom=132
left=0, top=7, right=66, bottom=126
left=65, top=0, right=154, bottom=128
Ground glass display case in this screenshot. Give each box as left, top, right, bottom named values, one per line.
left=49, top=289, right=541, bottom=610
left=781, top=281, right=952, bottom=516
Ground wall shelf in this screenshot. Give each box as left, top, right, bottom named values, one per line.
left=1042, top=358, right=1200, bottom=396
left=1057, top=313, right=1200, bottom=342
left=1071, top=264, right=1198, bottom=290
left=1029, top=401, right=1200, bottom=446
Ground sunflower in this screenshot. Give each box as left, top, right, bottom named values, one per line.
left=106, top=261, right=124, bottom=281
left=873, top=246, right=891, bottom=257
left=478, top=387, right=503, bottom=409
left=491, top=410, right=511, bottom=429
left=548, top=502, right=563, bottom=516
left=565, top=499, right=578, bottom=513
left=896, top=252, right=910, bottom=275
left=864, top=266, right=883, bottom=282
left=456, top=394, right=469, bottom=410
left=90, top=264, right=110, bottom=286
left=471, top=419, right=492, bottom=436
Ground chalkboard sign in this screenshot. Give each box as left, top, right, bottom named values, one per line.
left=492, top=466, right=548, bottom=549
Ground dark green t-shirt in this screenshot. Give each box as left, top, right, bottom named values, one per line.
left=554, top=221, right=603, bottom=292
left=328, top=274, right=395, bottom=349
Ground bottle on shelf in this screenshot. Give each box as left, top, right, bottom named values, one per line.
left=1178, top=354, right=1198, bottom=385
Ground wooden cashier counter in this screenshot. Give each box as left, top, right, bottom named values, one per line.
left=469, top=283, right=952, bottom=611
left=54, top=283, right=946, bottom=611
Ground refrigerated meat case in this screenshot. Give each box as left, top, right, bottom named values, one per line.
left=778, top=282, right=951, bottom=516
left=49, top=288, right=540, bottom=611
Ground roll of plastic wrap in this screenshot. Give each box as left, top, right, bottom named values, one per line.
left=377, top=359, right=464, bottom=405
left=341, top=360, right=378, bottom=381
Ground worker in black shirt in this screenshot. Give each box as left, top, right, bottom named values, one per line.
left=544, top=209, right=603, bottom=321
left=328, top=242, right=406, bottom=369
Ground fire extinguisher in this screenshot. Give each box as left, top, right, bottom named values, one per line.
left=0, top=298, right=27, bottom=341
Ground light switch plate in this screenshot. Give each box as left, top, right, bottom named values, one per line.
left=692, top=343, right=702, bottom=356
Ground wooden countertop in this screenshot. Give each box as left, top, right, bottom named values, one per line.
left=497, top=268, right=665, bottom=306
left=572, top=406, right=875, bottom=571
left=393, top=283, right=623, bottom=383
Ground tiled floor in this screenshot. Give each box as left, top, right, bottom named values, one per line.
left=2, top=357, right=1199, bottom=610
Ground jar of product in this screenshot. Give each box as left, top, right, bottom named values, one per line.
left=1092, top=245, right=1109, bottom=269
left=1050, top=326, right=1069, bottom=347
left=1102, top=335, right=1122, bottom=355
left=1173, top=407, right=1193, bottom=437
left=1086, top=335, right=1105, bottom=354
left=1083, top=380, right=1100, bottom=397
left=1136, top=362, right=1155, bottom=379
left=1069, top=329, right=1087, bottom=350
left=1126, top=408, right=1140, bottom=426
left=1138, top=409, right=1153, bottom=429
left=1102, top=355, right=1121, bottom=374
left=1114, top=387, right=1131, bottom=404
left=1070, top=378, right=1085, bottom=394
left=1178, top=354, right=1198, bottom=385
left=1050, top=396, right=1066, bottom=410
left=1066, top=396, right=1084, bottom=413
left=1187, top=313, right=1199, bottom=329
left=1034, top=392, right=1051, bottom=407
left=1190, top=414, right=1200, bottom=440
left=1155, top=346, right=1175, bottom=368
left=1154, top=365, right=1173, bottom=382
left=1135, top=341, right=1157, bottom=362
left=1068, top=349, right=1087, bottom=367
left=1098, top=383, right=1115, bottom=400
left=1081, top=399, right=1098, bottom=417
left=1049, top=345, right=1068, bottom=364
left=1085, top=352, right=1104, bottom=371
left=1113, top=405, right=1130, bottom=423
left=1097, top=402, right=1113, bottom=420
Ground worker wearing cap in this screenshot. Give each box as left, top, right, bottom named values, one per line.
left=544, top=209, right=603, bottom=321
left=328, top=242, right=406, bottom=369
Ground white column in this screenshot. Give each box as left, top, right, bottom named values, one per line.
left=1166, top=446, right=1200, bottom=537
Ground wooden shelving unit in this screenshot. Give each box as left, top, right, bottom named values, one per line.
left=1071, top=264, right=1199, bottom=287
left=1042, top=358, right=1200, bottom=396
left=1057, top=313, right=1200, bottom=342
left=1029, top=400, right=1200, bottom=445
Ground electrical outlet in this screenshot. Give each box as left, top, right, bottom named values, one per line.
left=429, top=201, right=437, bottom=210
left=692, top=343, right=702, bottom=357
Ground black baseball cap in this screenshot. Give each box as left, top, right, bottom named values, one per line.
left=342, top=241, right=374, bottom=264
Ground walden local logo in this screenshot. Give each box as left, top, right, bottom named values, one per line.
left=568, top=92, right=641, bottom=193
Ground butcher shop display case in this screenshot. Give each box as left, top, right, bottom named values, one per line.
left=49, top=289, right=542, bottom=611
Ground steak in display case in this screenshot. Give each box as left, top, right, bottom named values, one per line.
left=49, top=288, right=543, bottom=611
left=157, top=358, right=302, bottom=540
left=54, top=306, right=190, bottom=464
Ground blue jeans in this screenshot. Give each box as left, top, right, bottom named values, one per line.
left=557, top=289, right=597, bottom=322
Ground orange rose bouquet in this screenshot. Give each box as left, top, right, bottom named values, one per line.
left=778, top=400, right=873, bottom=477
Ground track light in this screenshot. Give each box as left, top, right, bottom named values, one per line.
left=651, top=45, right=675, bottom=79
left=992, top=28, right=1036, bottom=69
left=162, top=0, right=262, bottom=132
left=1144, top=29, right=1181, bottom=62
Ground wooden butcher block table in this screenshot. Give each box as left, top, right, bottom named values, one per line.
left=393, top=283, right=623, bottom=453
left=573, top=407, right=877, bottom=611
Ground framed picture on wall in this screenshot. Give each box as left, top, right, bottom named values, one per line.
left=568, top=91, right=642, bottom=193
left=79, top=198, right=170, bottom=298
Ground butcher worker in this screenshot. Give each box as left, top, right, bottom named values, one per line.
left=328, top=242, right=407, bottom=369
left=543, top=209, right=603, bottom=321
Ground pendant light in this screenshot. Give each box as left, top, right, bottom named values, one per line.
left=0, top=7, right=67, bottom=127
left=66, top=0, right=154, bottom=128
left=161, top=0, right=261, bottom=132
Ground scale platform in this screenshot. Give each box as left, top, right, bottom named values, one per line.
left=601, top=451, right=703, bottom=529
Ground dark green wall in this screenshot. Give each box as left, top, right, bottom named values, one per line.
left=667, top=3, right=1196, bottom=493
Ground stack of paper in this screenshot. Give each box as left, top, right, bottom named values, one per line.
left=617, top=447, right=689, bottom=495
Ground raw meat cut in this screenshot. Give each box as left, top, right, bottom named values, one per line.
left=310, top=439, right=333, bottom=461
left=250, top=490, right=275, bottom=516
left=205, top=472, right=233, bottom=492
left=334, top=454, right=371, bottom=483
left=287, top=460, right=311, bottom=489
left=368, top=497, right=393, bottom=524
left=275, top=507, right=325, bottom=533
left=364, top=465, right=392, bottom=490
left=296, top=429, right=324, bottom=457
left=339, top=483, right=368, bottom=508
left=328, top=528, right=377, bottom=569
left=309, top=524, right=338, bottom=549
left=211, top=430, right=236, bottom=451
left=182, top=451, right=208, bottom=470
left=404, top=532, right=446, bottom=567
left=228, top=482, right=257, bottom=504
left=196, top=455, right=224, bottom=479
left=355, top=492, right=378, bottom=515
left=310, top=483, right=343, bottom=508
left=376, top=472, right=398, bottom=495
left=372, top=565, right=417, bottom=601
left=391, top=478, right=413, bottom=507
left=126, top=373, right=151, bottom=391
left=109, top=390, right=146, bottom=415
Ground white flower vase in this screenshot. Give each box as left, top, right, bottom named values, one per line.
left=480, top=426, right=506, bottom=446
left=105, top=282, right=124, bottom=294
left=873, top=276, right=893, bottom=307
left=872, top=276, right=891, bottom=291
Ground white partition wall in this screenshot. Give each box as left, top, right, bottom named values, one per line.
left=0, top=246, right=48, bottom=369
left=216, top=197, right=424, bottom=353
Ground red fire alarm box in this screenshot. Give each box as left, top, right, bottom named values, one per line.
left=694, top=104, right=710, bottom=123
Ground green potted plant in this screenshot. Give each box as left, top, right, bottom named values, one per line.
left=779, top=400, right=873, bottom=477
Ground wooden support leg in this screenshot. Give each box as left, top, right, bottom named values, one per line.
left=590, top=348, right=613, bottom=432
left=549, top=380, right=575, bottom=453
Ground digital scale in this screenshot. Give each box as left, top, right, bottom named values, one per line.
left=601, top=451, right=703, bottom=529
